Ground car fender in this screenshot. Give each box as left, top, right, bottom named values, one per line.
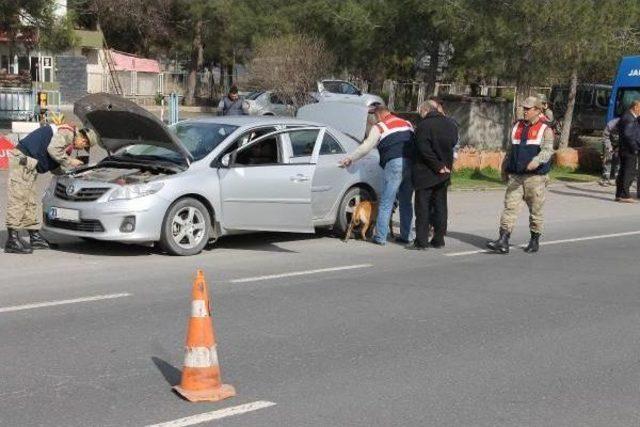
left=155, top=168, right=222, bottom=233
left=320, top=156, right=383, bottom=225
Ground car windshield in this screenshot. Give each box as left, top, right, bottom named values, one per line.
left=615, top=87, right=640, bottom=116
left=118, top=122, right=238, bottom=162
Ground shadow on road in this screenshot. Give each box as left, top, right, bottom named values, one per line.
left=549, top=187, right=614, bottom=202
left=49, top=239, right=156, bottom=256
left=211, top=232, right=321, bottom=253
left=446, top=230, right=490, bottom=250
left=0, top=227, right=334, bottom=256
left=151, top=356, right=181, bottom=387
left=564, top=184, right=615, bottom=195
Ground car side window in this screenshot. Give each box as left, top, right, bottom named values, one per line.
left=340, top=82, right=359, bottom=95
left=578, top=89, right=593, bottom=106
left=219, top=127, right=279, bottom=164
left=221, top=126, right=277, bottom=157
left=323, top=81, right=341, bottom=94
left=319, top=132, right=345, bottom=155
left=290, top=129, right=320, bottom=157
left=595, top=89, right=610, bottom=109
left=269, top=93, right=284, bottom=105
left=235, top=136, right=281, bottom=166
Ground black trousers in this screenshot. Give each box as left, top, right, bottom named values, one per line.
left=415, top=181, right=448, bottom=247
left=615, top=152, right=638, bottom=199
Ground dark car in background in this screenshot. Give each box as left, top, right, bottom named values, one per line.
left=550, top=83, right=612, bottom=136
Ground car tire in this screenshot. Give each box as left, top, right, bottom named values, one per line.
left=159, top=198, right=211, bottom=256
left=334, top=186, right=374, bottom=236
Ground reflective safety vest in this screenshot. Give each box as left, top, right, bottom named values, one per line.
left=375, top=114, right=414, bottom=168
left=505, top=120, right=551, bottom=175
left=17, top=124, right=74, bottom=173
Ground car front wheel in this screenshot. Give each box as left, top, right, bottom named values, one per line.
left=159, top=198, right=211, bottom=256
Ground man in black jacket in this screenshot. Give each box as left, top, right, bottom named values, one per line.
left=407, top=100, right=458, bottom=250
left=615, top=99, right=640, bottom=203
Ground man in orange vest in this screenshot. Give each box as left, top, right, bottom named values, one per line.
left=339, top=105, right=415, bottom=245
left=487, top=96, right=554, bottom=254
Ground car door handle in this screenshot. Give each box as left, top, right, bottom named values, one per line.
left=290, top=174, right=310, bottom=182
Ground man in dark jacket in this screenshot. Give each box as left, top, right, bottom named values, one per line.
left=218, top=86, right=247, bottom=116
left=615, top=99, right=640, bottom=202
left=407, top=100, right=458, bottom=250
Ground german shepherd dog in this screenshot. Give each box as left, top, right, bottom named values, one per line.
left=343, top=200, right=397, bottom=242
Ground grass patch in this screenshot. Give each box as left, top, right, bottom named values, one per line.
left=451, top=167, right=503, bottom=189
left=451, top=166, right=599, bottom=189
left=548, top=166, right=599, bottom=183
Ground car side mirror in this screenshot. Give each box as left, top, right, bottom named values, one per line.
left=221, top=153, right=232, bottom=168
left=356, top=90, right=362, bottom=96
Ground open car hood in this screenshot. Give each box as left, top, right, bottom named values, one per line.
left=296, top=102, right=369, bottom=141
left=74, top=93, right=192, bottom=164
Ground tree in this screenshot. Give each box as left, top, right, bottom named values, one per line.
left=545, top=0, right=640, bottom=149
left=248, top=34, right=335, bottom=109
left=442, top=0, right=640, bottom=149
left=71, top=0, right=174, bottom=55
left=1, top=0, right=76, bottom=54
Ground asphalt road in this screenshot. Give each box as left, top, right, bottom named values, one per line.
left=1, top=176, right=640, bottom=426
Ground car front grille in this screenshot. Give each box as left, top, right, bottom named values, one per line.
left=45, top=218, right=105, bottom=232
left=55, top=183, right=110, bottom=201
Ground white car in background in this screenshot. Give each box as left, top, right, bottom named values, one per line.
left=313, top=79, right=385, bottom=107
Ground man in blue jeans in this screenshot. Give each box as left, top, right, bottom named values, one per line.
left=339, top=105, right=414, bottom=245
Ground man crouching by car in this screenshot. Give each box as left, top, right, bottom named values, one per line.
left=4, top=124, right=99, bottom=254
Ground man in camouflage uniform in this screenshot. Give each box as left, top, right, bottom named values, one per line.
left=5, top=124, right=99, bottom=254
left=600, top=117, right=620, bottom=186
left=537, top=93, right=555, bottom=126
left=487, top=96, right=554, bottom=254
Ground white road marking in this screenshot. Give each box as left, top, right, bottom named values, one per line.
left=445, top=248, right=492, bottom=257
left=445, top=230, right=640, bottom=257
left=231, top=264, right=373, bottom=283
left=146, top=401, right=277, bottom=427
left=0, top=293, right=132, bottom=314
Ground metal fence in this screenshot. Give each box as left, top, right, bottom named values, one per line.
left=0, top=88, right=62, bottom=122
left=0, top=88, right=33, bottom=121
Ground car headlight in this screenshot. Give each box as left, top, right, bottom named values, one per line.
left=108, top=182, right=164, bottom=201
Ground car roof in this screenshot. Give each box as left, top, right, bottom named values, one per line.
left=178, top=115, right=361, bottom=146
left=185, top=115, right=315, bottom=127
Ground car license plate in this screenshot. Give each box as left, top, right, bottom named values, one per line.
left=49, top=207, right=80, bottom=222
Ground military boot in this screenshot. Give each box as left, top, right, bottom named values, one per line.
left=4, top=228, right=33, bottom=254
left=524, top=232, right=540, bottom=253
left=29, top=230, right=50, bottom=249
left=486, top=229, right=510, bottom=254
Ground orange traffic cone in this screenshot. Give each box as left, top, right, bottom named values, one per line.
left=173, top=270, right=236, bottom=402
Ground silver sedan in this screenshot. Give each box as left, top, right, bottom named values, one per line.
left=244, top=90, right=295, bottom=116
left=42, top=94, right=383, bottom=255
